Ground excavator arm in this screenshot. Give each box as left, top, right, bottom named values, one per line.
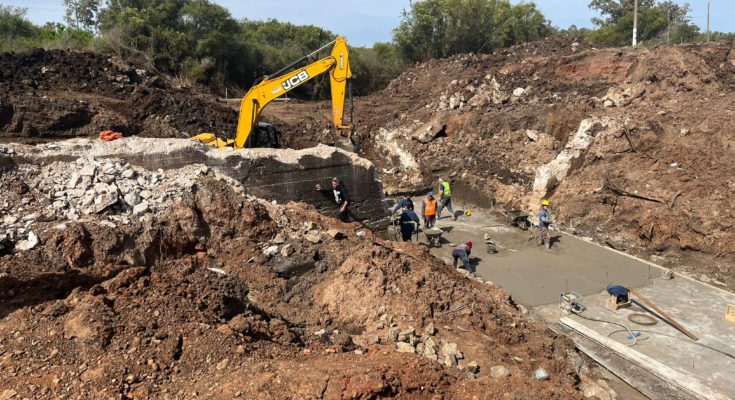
left=193, top=36, right=352, bottom=149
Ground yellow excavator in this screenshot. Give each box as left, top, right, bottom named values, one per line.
left=192, top=35, right=353, bottom=149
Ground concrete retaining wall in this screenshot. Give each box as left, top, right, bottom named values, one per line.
left=7, top=138, right=390, bottom=229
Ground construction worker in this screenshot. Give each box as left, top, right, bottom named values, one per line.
left=422, top=192, right=438, bottom=228
left=391, top=195, right=414, bottom=214
left=452, top=241, right=473, bottom=272
left=436, top=177, right=455, bottom=220
left=538, top=199, right=553, bottom=249
left=398, top=203, right=421, bottom=242
left=316, top=177, right=351, bottom=223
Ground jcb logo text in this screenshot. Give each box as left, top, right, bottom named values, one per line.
left=282, top=71, right=309, bottom=90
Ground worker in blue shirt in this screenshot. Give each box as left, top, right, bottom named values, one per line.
left=391, top=195, right=414, bottom=214
left=398, top=203, right=421, bottom=242
left=538, top=199, right=553, bottom=249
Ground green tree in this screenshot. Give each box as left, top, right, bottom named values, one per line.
left=588, top=0, right=699, bottom=46
left=0, top=5, right=36, bottom=41
left=350, top=42, right=406, bottom=95
left=63, top=0, right=101, bottom=31
left=393, top=0, right=553, bottom=62
left=589, top=0, right=656, bottom=26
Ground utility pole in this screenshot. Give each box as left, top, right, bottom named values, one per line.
left=632, top=0, right=639, bottom=47
left=706, top=0, right=711, bottom=42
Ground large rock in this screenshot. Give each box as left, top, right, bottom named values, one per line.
left=600, top=83, right=646, bottom=107
left=530, top=118, right=615, bottom=209
left=63, top=298, right=114, bottom=349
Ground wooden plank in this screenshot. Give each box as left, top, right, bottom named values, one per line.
left=561, top=317, right=727, bottom=400
left=549, top=323, right=694, bottom=400
left=628, top=288, right=699, bottom=341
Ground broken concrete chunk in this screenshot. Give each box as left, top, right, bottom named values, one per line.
left=490, top=365, right=509, bottom=378
left=79, top=164, right=96, bottom=177
left=15, top=231, right=39, bottom=251
left=326, top=229, right=347, bottom=240
left=396, top=342, right=415, bottom=353
left=534, top=367, right=549, bottom=381
left=462, top=361, right=480, bottom=374
left=272, top=233, right=286, bottom=244
left=263, top=245, right=280, bottom=257
left=387, top=327, right=400, bottom=342
left=66, top=172, right=81, bottom=189
left=441, top=341, right=463, bottom=361
left=132, top=201, right=149, bottom=216
left=304, top=230, right=322, bottom=244
left=280, top=244, right=294, bottom=257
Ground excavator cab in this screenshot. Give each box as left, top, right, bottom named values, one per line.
left=192, top=36, right=353, bottom=150
left=249, top=123, right=280, bottom=148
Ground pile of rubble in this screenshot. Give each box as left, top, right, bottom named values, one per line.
left=0, top=151, right=220, bottom=253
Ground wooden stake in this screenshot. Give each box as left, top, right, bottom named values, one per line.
left=628, top=288, right=699, bottom=341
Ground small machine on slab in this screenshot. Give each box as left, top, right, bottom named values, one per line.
left=560, top=291, right=587, bottom=314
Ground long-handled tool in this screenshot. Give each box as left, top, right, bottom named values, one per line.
left=628, top=288, right=699, bottom=341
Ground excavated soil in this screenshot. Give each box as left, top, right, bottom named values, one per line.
left=0, top=49, right=236, bottom=140
left=0, top=172, right=585, bottom=399
left=263, top=37, right=735, bottom=291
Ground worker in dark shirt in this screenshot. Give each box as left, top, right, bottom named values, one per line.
left=398, top=203, right=421, bottom=242
left=391, top=195, right=414, bottom=214
left=316, top=177, right=351, bottom=222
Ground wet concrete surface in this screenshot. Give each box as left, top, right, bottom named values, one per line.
left=391, top=198, right=733, bottom=398
left=410, top=202, right=655, bottom=306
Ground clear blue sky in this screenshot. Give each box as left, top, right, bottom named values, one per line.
left=7, top=0, right=731, bottom=46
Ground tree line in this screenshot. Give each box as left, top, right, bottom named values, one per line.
left=1, top=0, right=733, bottom=97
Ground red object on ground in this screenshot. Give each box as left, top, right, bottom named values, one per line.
left=99, top=130, right=123, bottom=141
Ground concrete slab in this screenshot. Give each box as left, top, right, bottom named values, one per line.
left=393, top=198, right=734, bottom=398
left=416, top=204, right=654, bottom=306
left=536, top=278, right=735, bottom=399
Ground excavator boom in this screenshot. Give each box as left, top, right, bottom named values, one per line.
left=193, top=36, right=352, bottom=149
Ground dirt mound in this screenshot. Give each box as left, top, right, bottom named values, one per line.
left=267, top=38, right=735, bottom=290
left=0, top=164, right=586, bottom=398
left=0, top=48, right=236, bottom=140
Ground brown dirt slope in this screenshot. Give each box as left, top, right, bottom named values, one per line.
left=0, top=48, right=236, bottom=140
left=0, top=174, right=583, bottom=399
left=269, top=37, right=735, bottom=290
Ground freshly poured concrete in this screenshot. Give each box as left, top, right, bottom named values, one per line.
left=402, top=199, right=733, bottom=399
left=420, top=204, right=654, bottom=306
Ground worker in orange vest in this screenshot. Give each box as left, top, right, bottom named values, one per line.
left=422, top=192, right=438, bottom=228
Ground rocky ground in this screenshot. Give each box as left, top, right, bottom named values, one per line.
left=0, top=153, right=594, bottom=399
left=264, top=37, right=735, bottom=291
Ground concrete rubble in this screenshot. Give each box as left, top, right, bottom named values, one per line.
left=0, top=138, right=390, bottom=248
